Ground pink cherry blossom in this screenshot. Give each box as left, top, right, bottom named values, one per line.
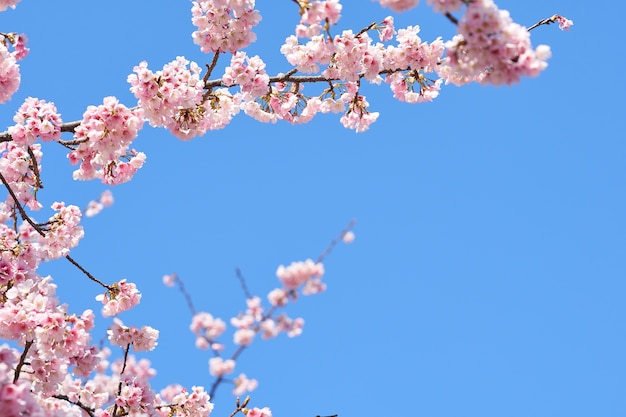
left=247, top=406, right=272, bottom=417
left=426, top=0, right=464, bottom=13
left=8, top=97, right=61, bottom=146
left=191, top=1, right=261, bottom=54
left=39, top=201, right=84, bottom=260
left=70, top=96, right=145, bottom=184
left=208, top=357, right=235, bottom=376
left=96, top=279, right=142, bottom=317
left=556, top=15, right=573, bottom=31
left=233, top=373, right=258, bottom=396
left=0, top=35, right=22, bottom=103
left=376, top=0, right=419, bottom=12
left=276, top=259, right=324, bottom=290
left=342, top=230, right=355, bottom=243
left=0, top=141, right=43, bottom=210
left=107, top=318, right=159, bottom=351
left=441, top=0, right=551, bottom=86
left=190, top=312, right=226, bottom=341
left=0, top=0, right=21, bottom=11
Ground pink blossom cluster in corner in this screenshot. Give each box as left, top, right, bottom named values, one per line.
left=108, top=318, right=159, bottom=352
left=0, top=32, right=28, bottom=103
left=39, top=201, right=84, bottom=260
left=8, top=97, right=62, bottom=146
left=0, top=141, right=43, bottom=210
left=96, top=279, right=142, bottom=317
left=0, top=0, right=21, bottom=11
left=84, top=189, right=114, bottom=218
left=191, top=0, right=261, bottom=54
left=0, top=275, right=102, bottom=396
left=69, top=96, right=145, bottom=185
left=440, top=0, right=552, bottom=86
left=376, top=0, right=419, bottom=13
left=426, top=0, right=464, bottom=14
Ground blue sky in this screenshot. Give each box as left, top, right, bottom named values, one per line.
left=1, top=1, right=625, bottom=416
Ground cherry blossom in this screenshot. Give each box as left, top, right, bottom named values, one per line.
left=108, top=318, right=159, bottom=351
left=8, top=97, right=61, bottom=146
left=96, top=279, right=142, bottom=317
left=69, top=96, right=145, bottom=184
left=376, top=0, right=419, bottom=13
left=208, top=357, right=235, bottom=377
left=233, top=373, right=258, bottom=396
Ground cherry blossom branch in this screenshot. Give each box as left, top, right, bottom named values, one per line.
left=51, top=395, right=96, bottom=417
left=444, top=12, right=459, bottom=25
left=65, top=254, right=110, bottom=288
left=235, top=268, right=253, bottom=300
left=317, top=219, right=356, bottom=264
left=0, top=170, right=45, bottom=236
left=229, top=395, right=251, bottom=417
left=13, top=340, right=33, bottom=383
left=111, top=343, right=132, bottom=417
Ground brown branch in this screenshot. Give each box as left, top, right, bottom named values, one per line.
left=0, top=170, right=45, bottom=236
left=13, top=340, right=33, bottom=383
left=527, top=14, right=559, bottom=31
left=26, top=145, right=44, bottom=191
left=444, top=12, right=459, bottom=25
left=235, top=268, right=253, bottom=300
left=65, top=254, right=110, bottom=288
left=51, top=395, right=96, bottom=417
left=316, top=218, right=356, bottom=264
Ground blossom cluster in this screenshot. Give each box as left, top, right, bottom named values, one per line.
left=38, top=201, right=84, bottom=260
left=84, top=189, right=114, bottom=218
left=69, top=96, right=145, bottom=184
left=0, top=31, right=28, bottom=103
left=0, top=141, right=43, bottom=210
left=128, top=56, right=240, bottom=139
left=8, top=97, right=62, bottom=146
left=191, top=0, right=261, bottom=54
left=441, top=0, right=552, bottom=86
left=108, top=318, right=159, bottom=352
left=96, top=279, right=142, bottom=317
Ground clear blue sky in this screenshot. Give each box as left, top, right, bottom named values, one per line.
left=1, top=1, right=624, bottom=416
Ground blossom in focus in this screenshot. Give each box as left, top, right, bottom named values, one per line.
left=96, top=279, right=142, bottom=317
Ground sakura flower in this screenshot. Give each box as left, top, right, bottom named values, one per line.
left=247, top=407, right=272, bottom=417
left=376, top=0, right=419, bottom=12
left=276, top=259, right=324, bottom=289
left=96, top=279, right=142, bottom=316
left=107, top=318, right=159, bottom=351
left=208, top=357, right=235, bottom=376
left=233, top=373, right=258, bottom=396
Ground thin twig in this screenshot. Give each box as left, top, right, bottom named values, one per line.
left=173, top=274, right=197, bottom=316
left=51, top=395, right=96, bottom=417
left=65, top=254, right=109, bottom=288
left=316, top=219, right=356, bottom=264
left=13, top=340, right=33, bottom=383
left=0, top=170, right=45, bottom=236
left=235, top=268, right=253, bottom=299
left=527, top=14, right=559, bottom=31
